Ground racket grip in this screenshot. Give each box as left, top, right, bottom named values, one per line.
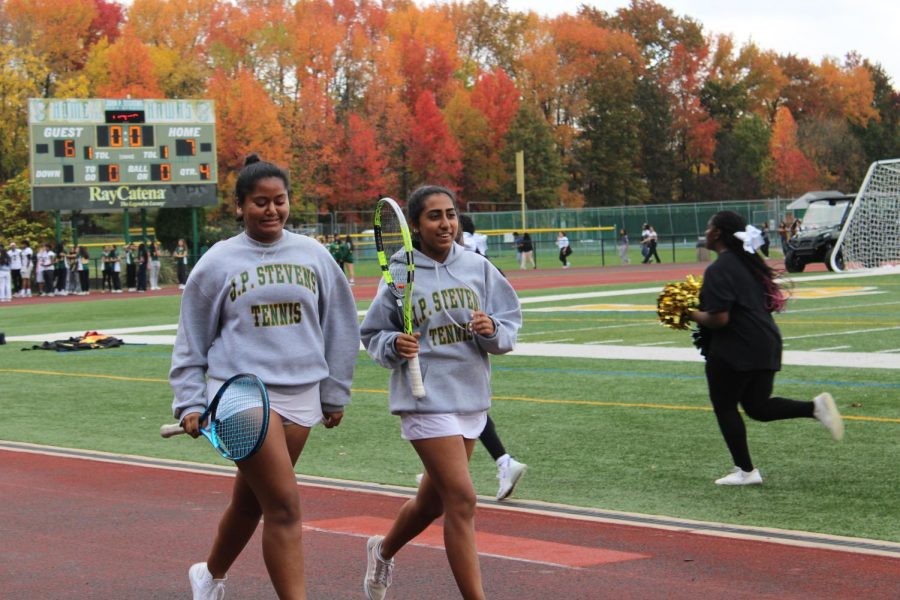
left=159, top=423, right=187, bottom=438
left=408, top=355, right=426, bottom=398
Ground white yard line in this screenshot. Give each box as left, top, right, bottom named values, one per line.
left=783, top=325, right=900, bottom=341
left=809, top=345, right=852, bottom=352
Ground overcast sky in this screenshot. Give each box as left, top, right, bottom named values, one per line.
left=505, top=0, right=899, bottom=85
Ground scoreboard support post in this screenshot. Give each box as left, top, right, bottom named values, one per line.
left=123, top=210, right=131, bottom=244
left=191, top=207, right=199, bottom=264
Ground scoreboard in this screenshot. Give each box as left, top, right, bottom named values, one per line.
left=28, top=98, right=218, bottom=211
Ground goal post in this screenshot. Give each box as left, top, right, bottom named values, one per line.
left=830, top=159, right=900, bottom=271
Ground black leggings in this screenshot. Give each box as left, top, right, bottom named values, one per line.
left=479, top=414, right=507, bottom=461
left=705, top=358, right=814, bottom=472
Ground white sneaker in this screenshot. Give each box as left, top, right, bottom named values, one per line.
left=813, top=392, right=844, bottom=441
left=715, top=467, right=763, bottom=486
left=364, top=535, right=394, bottom=600
left=496, top=457, right=527, bottom=500
left=188, top=562, right=226, bottom=600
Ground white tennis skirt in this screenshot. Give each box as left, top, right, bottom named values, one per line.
left=399, top=410, right=487, bottom=441
left=207, top=378, right=322, bottom=428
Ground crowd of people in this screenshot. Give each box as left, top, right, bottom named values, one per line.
left=0, top=238, right=192, bottom=300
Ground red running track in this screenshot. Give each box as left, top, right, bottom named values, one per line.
left=1, top=445, right=897, bottom=599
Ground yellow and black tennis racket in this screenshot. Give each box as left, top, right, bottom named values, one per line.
left=374, top=197, right=425, bottom=398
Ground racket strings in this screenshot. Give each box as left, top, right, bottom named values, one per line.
left=377, top=207, right=411, bottom=292
left=213, top=379, right=268, bottom=460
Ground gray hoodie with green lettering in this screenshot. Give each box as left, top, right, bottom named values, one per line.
left=360, top=243, right=521, bottom=414
left=170, top=231, right=359, bottom=420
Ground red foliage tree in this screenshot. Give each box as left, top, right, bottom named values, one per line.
left=331, top=113, right=392, bottom=215
left=409, top=91, right=463, bottom=190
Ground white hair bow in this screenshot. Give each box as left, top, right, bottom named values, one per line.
left=733, top=225, right=764, bottom=254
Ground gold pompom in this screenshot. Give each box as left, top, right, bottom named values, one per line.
left=657, top=275, right=702, bottom=330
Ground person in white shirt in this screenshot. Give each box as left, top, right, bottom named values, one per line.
left=556, top=231, right=571, bottom=268
left=8, top=242, right=22, bottom=296
left=37, top=243, right=55, bottom=296
left=20, top=240, right=33, bottom=297
left=0, top=244, right=11, bottom=302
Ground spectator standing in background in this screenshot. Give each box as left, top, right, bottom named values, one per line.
left=8, top=242, right=21, bottom=296
left=174, top=238, right=189, bottom=290
left=149, top=241, right=161, bottom=290
left=110, top=245, right=122, bottom=293
left=19, top=240, right=33, bottom=297
left=0, top=244, right=11, bottom=302
left=77, top=246, right=91, bottom=295
left=125, top=243, right=137, bottom=292
left=137, top=243, right=148, bottom=292
left=342, top=235, right=356, bottom=285
left=101, top=245, right=113, bottom=292
left=37, top=243, right=55, bottom=296
left=54, top=244, right=68, bottom=296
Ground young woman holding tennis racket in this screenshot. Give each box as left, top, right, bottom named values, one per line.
left=169, top=154, right=359, bottom=599
left=360, top=185, right=522, bottom=600
left=686, top=210, right=844, bottom=486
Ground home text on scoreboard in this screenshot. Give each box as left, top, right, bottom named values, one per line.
left=28, top=98, right=218, bottom=211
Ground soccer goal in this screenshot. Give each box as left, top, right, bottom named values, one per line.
left=830, top=159, right=900, bottom=271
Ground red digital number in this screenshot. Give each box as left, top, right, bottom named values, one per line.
left=64, top=139, right=75, bottom=157
left=161, top=163, right=171, bottom=181
left=199, top=163, right=210, bottom=180
left=108, top=164, right=120, bottom=182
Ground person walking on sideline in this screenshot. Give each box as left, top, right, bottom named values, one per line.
left=170, top=154, right=359, bottom=599
left=642, top=225, right=661, bottom=263
left=617, top=229, right=630, bottom=264
left=519, top=232, right=536, bottom=269
left=557, top=231, right=571, bottom=268
left=360, top=185, right=522, bottom=600
left=686, top=211, right=844, bottom=486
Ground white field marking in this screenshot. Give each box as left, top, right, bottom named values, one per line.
left=517, top=267, right=900, bottom=305
left=784, top=300, right=900, bottom=314
left=518, top=322, right=649, bottom=338
left=585, top=339, right=624, bottom=345
left=636, top=341, right=675, bottom=347
left=540, top=338, right=575, bottom=343
left=526, top=303, right=654, bottom=313
left=783, top=325, right=900, bottom=341
left=809, top=345, right=852, bottom=352
left=509, top=343, right=900, bottom=369
left=876, top=348, right=900, bottom=353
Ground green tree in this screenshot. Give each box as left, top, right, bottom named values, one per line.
left=0, top=172, right=55, bottom=244
left=501, top=102, right=565, bottom=208
left=575, top=75, right=649, bottom=206
left=0, top=43, right=47, bottom=181
left=710, top=113, right=770, bottom=199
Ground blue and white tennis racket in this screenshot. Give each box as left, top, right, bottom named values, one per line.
left=160, top=373, right=270, bottom=461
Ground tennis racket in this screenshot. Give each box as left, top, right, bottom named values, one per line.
left=374, top=197, right=426, bottom=398
left=160, top=373, right=270, bottom=461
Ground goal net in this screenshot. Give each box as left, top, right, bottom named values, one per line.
left=831, top=159, right=900, bottom=271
